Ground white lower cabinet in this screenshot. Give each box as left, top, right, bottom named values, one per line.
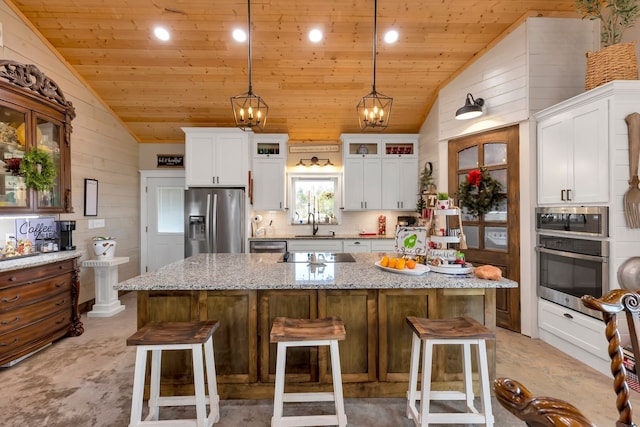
left=538, top=299, right=608, bottom=375
left=370, top=239, right=396, bottom=253
left=287, top=240, right=343, bottom=252
left=343, top=240, right=371, bottom=252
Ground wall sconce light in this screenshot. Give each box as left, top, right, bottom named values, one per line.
left=455, top=93, right=484, bottom=120
left=296, top=156, right=334, bottom=167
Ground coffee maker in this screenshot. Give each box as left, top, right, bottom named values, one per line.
left=55, top=220, right=76, bottom=250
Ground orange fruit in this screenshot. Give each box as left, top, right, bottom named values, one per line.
left=406, top=259, right=416, bottom=269
left=396, top=258, right=406, bottom=270
left=388, top=257, right=397, bottom=268
left=380, top=255, right=389, bottom=267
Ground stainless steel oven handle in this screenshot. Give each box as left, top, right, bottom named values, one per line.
left=536, top=246, right=608, bottom=263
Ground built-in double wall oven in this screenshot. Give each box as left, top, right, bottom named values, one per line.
left=535, top=206, right=609, bottom=318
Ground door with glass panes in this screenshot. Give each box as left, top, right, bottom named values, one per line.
left=448, top=125, right=520, bottom=332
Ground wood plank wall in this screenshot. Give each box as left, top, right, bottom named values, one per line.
left=419, top=17, right=597, bottom=336
left=0, top=2, right=141, bottom=304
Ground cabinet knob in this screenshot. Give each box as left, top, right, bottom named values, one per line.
left=566, top=189, right=572, bottom=201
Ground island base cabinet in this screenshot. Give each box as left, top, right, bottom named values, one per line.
left=136, top=290, right=257, bottom=398
left=318, top=290, right=377, bottom=384
left=136, top=287, right=496, bottom=399
left=379, top=288, right=495, bottom=391
left=259, top=290, right=318, bottom=383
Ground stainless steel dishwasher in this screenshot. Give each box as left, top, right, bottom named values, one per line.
left=249, top=240, right=287, bottom=253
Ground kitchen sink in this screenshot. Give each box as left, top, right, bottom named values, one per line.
left=293, top=234, right=336, bottom=238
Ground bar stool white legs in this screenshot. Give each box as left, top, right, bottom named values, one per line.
left=270, top=316, right=347, bottom=427
left=127, top=321, right=221, bottom=427
left=406, top=316, right=494, bottom=427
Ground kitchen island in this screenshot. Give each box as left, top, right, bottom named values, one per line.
left=117, top=252, right=517, bottom=399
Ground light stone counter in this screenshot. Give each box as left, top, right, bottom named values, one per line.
left=116, top=252, right=516, bottom=291
left=248, top=234, right=395, bottom=240
left=0, top=250, right=83, bottom=272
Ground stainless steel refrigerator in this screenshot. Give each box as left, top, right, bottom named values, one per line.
left=184, top=188, right=245, bottom=257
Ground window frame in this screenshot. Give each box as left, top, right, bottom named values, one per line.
left=288, top=172, right=342, bottom=225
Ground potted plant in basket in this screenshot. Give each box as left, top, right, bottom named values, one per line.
left=576, top=0, right=640, bottom=89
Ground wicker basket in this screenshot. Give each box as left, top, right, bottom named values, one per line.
left=585, top=42, right=638, bottom=90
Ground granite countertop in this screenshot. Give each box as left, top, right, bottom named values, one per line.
left=0, top=250, right=83, bottom=272
left=249, top=234, right=394, bottom=240
left=116, top=253, right=517, bottom=291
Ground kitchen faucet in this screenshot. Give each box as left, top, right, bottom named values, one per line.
left=308, top=203, right=319, bottom=236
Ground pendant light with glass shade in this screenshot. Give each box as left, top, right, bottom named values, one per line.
left=230, top=0, right=268, bottom=131
left=357, top=0, right=392, bottom=131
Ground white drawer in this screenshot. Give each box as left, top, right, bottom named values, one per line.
left=343, top=240, right=372, bottom=252
left=538, top=299, right=608, bottom=362
left=287, top=240, right=343, bottom=252
left=370, top=239, right=395, bottom=252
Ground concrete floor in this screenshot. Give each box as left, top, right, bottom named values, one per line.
left=1, top=291, right=634, bottom=426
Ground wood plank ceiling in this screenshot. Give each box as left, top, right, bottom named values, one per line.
left=7, top=0, right=579, bottom=143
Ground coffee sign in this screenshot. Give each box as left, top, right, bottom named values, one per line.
left=15, top=216, right=56, bottom=245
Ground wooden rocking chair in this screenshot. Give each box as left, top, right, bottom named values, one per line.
left=494, top=289, right=640, bottom=427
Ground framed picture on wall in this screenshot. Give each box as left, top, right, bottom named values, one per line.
left=84, top=178, right=98, bottom=216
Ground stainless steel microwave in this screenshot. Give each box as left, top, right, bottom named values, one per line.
left=535, top=206, right=608, bottom=238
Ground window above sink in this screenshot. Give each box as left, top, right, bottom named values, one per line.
left=288, top=172, right=341, bottom=225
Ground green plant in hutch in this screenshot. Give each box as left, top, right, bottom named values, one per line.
left=19, top=147, right=56, bottom=192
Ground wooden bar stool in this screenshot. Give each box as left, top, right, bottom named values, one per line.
left=126, top=321, right=221, bottom=427
left=270, top=316, right=347, bottom=427
left=406, top=316, right=495, bottom=427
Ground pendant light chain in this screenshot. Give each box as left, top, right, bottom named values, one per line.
left=246, top=0, right=252, bottom=94
left=371, top=0, right=377, bottom=93
left=230, top=0, right=269, bottom=131
left=356, top=0, right=392, bottom=131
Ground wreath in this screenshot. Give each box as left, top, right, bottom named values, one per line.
left=19, top=148, right=56, bottom=191
left=456, top=167, right=505, bottom=216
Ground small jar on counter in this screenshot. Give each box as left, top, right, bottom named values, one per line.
left=378, top=215, right=386, bottom=235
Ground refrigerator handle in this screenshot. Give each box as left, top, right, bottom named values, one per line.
left=211, top=193, right=219, bottom=253
left=205, top=193, right=212, bottom=253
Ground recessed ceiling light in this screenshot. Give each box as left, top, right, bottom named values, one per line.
left=233, top=29, right=247, bottom=42
left=309, top=29, right=323, bottom=43
left=153, top=26, right=170, bottom=42
left=384, top=30, right=398, bottom=44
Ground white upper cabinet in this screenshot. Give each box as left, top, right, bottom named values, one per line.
left=343, top=157, right=382, bottom=210
left=183, top=127, right=249, bottom=187
left=381, top=157, right=419, bottom=210
left=252, top=134, right=288, bottom=210
left=341, top=133, right=419, bottom=211
left=381, top=136, right=419, bottom=210
left=341, top=134, right=382, bottom=210
left=536, top=98, right=609, bottom=205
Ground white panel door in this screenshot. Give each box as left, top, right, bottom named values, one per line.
left=146, top=176, right=185, bottom=272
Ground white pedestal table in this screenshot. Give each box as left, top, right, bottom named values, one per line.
left=82, top=256, right=129, bottom=317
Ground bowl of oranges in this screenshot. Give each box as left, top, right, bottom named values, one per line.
left=375, top=255, right=430, bottom=275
